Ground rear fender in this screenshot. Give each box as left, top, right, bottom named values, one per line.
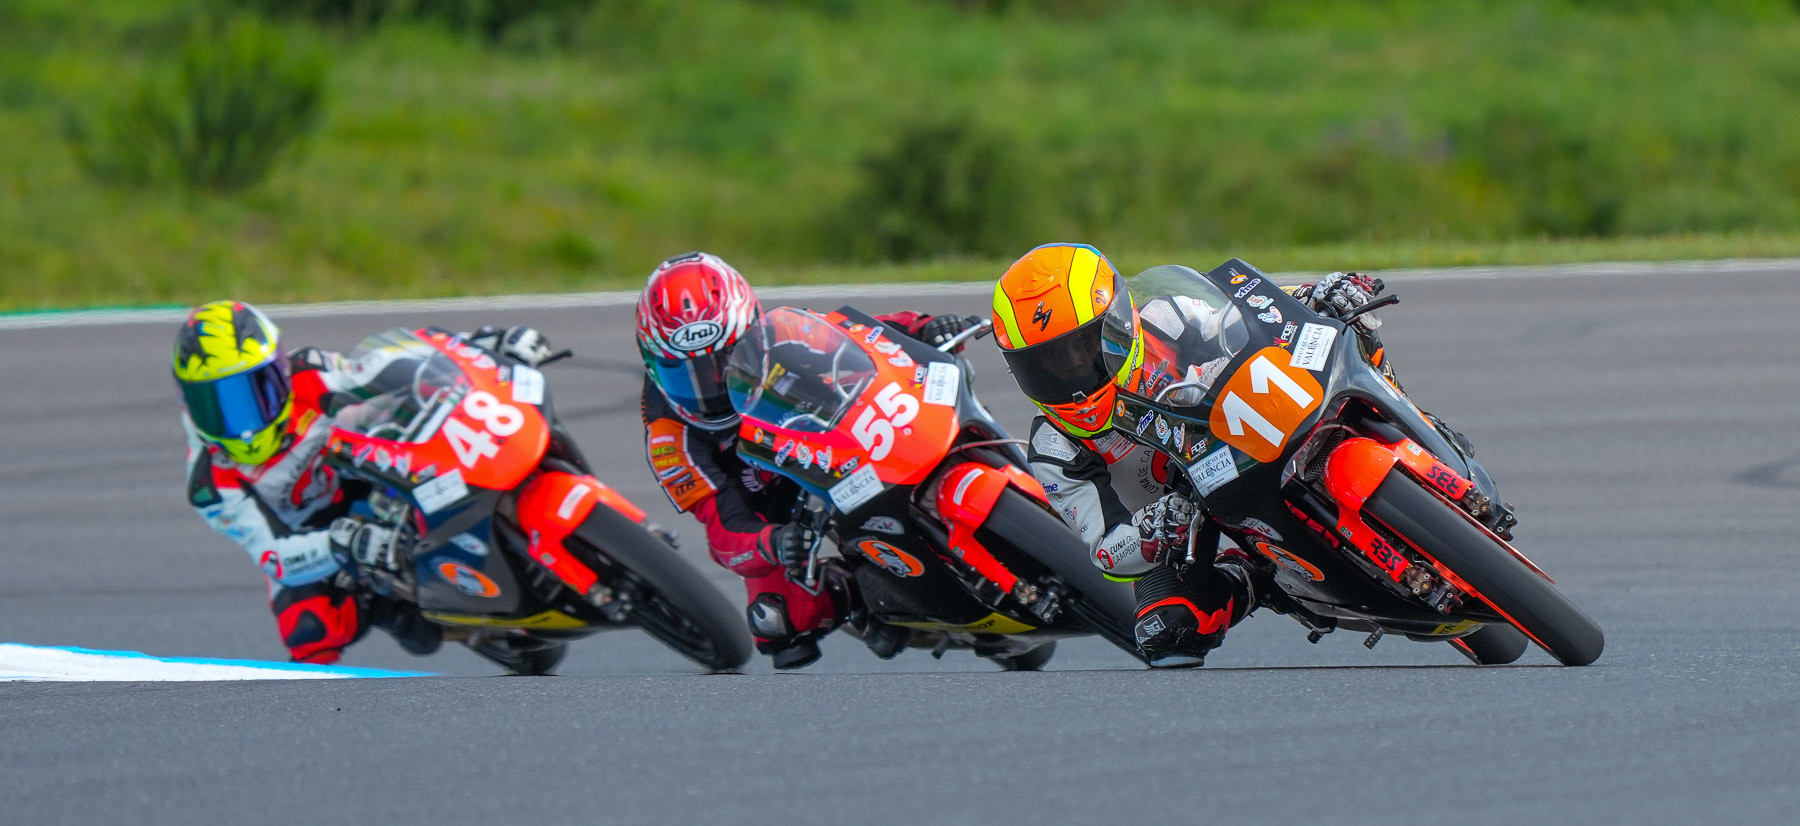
left=932, top=462, right=1047, bottom=593
left=513, top=472, right=647, bottom=594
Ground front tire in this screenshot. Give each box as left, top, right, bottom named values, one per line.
left=571, top=505, right=752, bottom=672
left=1365, top=474, right=1604, bottom=666
left=987, top=641, right=1056, bottom=671
left=469, top=638, right=567, bottom=675
left=981, top=488, right=1146, bottom=664
left=1450, top=623, right=1529, bottom=665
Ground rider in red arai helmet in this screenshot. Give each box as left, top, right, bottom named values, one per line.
left=636, top=251, right=974, bottom=669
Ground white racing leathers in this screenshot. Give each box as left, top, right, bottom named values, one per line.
left=1026, top=418, right=1178, bottom=578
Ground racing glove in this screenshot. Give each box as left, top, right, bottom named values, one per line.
left=1133, top=493, right=1198, bottom=566
left=467, top=325, right=555, bottom=366
left=329, top=517, right=401, bottom=572
left=759, top=522, right=817, bottom=570
left=1297, top=272, right=1385, bottom=333
left=919, top=315, right=980, bottom=352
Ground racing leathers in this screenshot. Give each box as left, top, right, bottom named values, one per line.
left=183, top=347, right=376, bottom=664
left=640, top=311, right=955, bottom=669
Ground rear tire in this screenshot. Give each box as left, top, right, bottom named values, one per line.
left=1451, top=623, right=1529, bottom=665
left=1365, top=475, right=1603, bottom=666
left=571, top=505, right=753, bottom=672
left=982, top=488, right=1146, bottom=664
left=987, top=641, right=1056, bottom=671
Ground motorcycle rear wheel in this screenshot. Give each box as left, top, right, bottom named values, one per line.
left=1365, top=475, right=1604, bottom=666
left=571, top=505, right=753, bottom=672
left=981, top=488, right=1146, bottom=664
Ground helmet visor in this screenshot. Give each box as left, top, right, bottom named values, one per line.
left=647, top=349, right=737, bottom=426
left=1000, top=316, right=1113, bottom=406
left=181, top=360, right=290, bottom=442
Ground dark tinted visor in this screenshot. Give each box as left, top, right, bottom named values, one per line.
left=1001, top=317, right=1112, bottom=406
left=181, top=361, right=289, bottom=441
left=648, top=350, right=736, bottom=423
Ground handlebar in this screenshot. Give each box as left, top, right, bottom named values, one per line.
left=937, top=317, right=993, bottom=353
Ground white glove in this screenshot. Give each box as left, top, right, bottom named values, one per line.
left=498, top=326, right=553, bottom=367
left=1304, top=272, right=1384, bottom=332
left=330, top=517, right=400, bottom=571
left=1133, top=493, right=1198, bottom=566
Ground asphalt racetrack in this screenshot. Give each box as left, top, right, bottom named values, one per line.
left=4, top=267, right=1798, bottom=824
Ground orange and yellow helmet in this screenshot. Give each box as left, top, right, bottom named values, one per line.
left=991, top=243, right=1142, bottom=437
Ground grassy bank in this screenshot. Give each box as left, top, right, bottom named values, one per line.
left=2, top=1, right=1798, bottom=311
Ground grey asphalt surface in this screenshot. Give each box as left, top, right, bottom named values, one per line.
left=3, top=268, right=1798, bottom=824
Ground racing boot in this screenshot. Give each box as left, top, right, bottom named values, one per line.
left=859, top=617, right=911, bottom=660
left=1132, top=560, right=1254, bottom=668
left=747, top=593, right=822, bottom=670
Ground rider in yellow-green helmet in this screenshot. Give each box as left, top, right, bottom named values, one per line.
left=173, top=301, right=293, bottom=465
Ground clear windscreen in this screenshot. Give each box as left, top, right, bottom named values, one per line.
left=1126, top=265, right=1250, bottom=409
left=331, top=329, right=471, bottom=443
left=724, top=308, right=876, bottom=433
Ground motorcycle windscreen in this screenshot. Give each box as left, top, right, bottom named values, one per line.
left=1124, top=265, right=1250, bottom=408
left=333, top=329, right=471, bottom=443
left=725, top=307, right=877, bottom=433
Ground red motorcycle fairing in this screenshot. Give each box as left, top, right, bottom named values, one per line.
left=933, top=461, right=1049, bottom=596
left=512, top=471, right=647, bottom=596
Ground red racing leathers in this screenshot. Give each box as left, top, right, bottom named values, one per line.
left=183, top=349, right=370, bottom=664
left=639, top=311, right=944, bottom=655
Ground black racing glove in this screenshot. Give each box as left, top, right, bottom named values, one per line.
left=329, top=516, right=401, bottom=572
left=919, top=315, right=979, bottom=352
left=759, top=522, right=817, bottom=570
left=466, top=325, right=554, bottom=366
left=1133, top=493, right=1198, bottom=567
left=1299, top=272, right=1385, bottom=332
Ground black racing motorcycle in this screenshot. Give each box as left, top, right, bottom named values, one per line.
left=723, top=306, right=1145, bottom=670
left=1106, top=261, right=1604, bottom=666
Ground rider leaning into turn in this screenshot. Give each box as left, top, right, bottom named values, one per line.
left=173, top=301, right=554, bottom=664
left=990, top=243, right=1386, bottom=667
left=635, top=251, right=975, bottom=669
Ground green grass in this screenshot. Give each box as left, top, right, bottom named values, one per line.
left=2, top=1, right=1799, bottom=311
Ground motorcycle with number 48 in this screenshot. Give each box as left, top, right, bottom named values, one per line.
left=1107, top=260, right=1603, bottom=666
left=723, top=307, right=1146, bottom=670
left=322, top=328, right=751, bottom=674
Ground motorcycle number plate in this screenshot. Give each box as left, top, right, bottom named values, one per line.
left=1208, top=347, right=1324, bottom=464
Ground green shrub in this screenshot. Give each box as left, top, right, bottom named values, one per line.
left=223, top=0, right=593, bottom=42
left=833, top=119, right=1031, bottom=262
left=66, top=17, right=327, bottom=192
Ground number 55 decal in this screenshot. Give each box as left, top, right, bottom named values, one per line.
left=1208, top=347, right=1323, bottom=463
left=851, top=382, right=919, bottom=461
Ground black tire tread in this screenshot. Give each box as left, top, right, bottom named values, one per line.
left=1366, top=474, right=1603, bottom=666
left=984, top=488, right=1145, bottom=663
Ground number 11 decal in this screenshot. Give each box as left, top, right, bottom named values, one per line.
left=1208, top=347, right=1324, bottom=463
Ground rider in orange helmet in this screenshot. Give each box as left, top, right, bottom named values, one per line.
left=991, top=243, right=1387, bottom=666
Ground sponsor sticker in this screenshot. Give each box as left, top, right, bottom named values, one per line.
left=1154, top=416, right=1171, bottom=443
left=1233, top=517, right=1284, bottom=542
left=413, top=468, right=470, bottom=514
left=1173, top=423, right=1185, bottom=452
left=922, top=362, right=961, bottom=406
left=861, top=516, right=904, bottom=535
left=774, top=440, right=796, bottom=467
left=856, top=538, right=925, bottom=577
left=1246, top=295, right=1273, bottom=309
left=1234, top=278, right=1261, bottom=299
left=436, top=561, right=500, bottom=597
left=448, top=532, right=489, bottom=557
left=1255, top=541, right=1324, bottom=582
left=796, top=443, right=814, bottom=466
left=509, top=365, right=545, bottom=406
left=1135, top=411, right=1154, bottom=435
left=1189, top=445, right=1239, bottom=496
left=889, top=354, right=914, bottom=368
left=829, top=464, right=884, bottom=513
left=669, top=321, right=725, bottom=352
left=816, top=446, right=833, bottom=472
left=1230, top=272, right=1249, bottom=285
left=1290, top=323, right=1338, bottom=372
left=1275, top=322, right=1299, bottom=347
left=1258, top=308, right=1283, bottom=325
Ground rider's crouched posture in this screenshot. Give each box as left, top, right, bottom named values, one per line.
left=991, top=244, right=1385, bottom=667
left=636, top=252, right=973, bottom=669
left=174, top=301, right=552, bottom=664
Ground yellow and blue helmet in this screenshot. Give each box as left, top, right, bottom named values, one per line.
left=173, top=301, right=292, bottom=465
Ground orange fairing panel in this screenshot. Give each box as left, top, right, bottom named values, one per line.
left=933, top=462, right=1032, bottom=593
left=512, top=471, right=646, bottom=595
left=1321, top=436, right=1408, bottom=582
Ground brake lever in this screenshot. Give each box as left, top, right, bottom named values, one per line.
left=537, top=349, right=575, bottom=366
left=1340, top=294, right=1399, bottom=324
left=936, top=317, right=993, bottom=353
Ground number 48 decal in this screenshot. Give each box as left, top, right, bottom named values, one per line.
left=851, top=383, right=919, bottom=461
left=1208, top=347, right=1324, bottom=463
left=443, top=391, right=525, bottom=467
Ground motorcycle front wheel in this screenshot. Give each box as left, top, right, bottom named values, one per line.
left=571, top=504, right=753, bottom=672
left=979, top=487, right=1146, bottom=664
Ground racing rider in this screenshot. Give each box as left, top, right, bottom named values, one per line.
left=990, top=244, right=1385, bottom=667
left=174, top=300, right=554, bottom=664
left=636, top=251, right=976, bottom=669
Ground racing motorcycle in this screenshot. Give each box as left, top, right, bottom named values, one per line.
left=1107, top=261, right=1603, bottom=666
left=723, top=307, right=1145, bottom=670
left=322, top=327, right=752, bottom=674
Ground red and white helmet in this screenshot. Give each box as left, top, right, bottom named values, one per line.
left=635, top=251, right=762, bottom=430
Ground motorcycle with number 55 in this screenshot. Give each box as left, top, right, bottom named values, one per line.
left=1107, top=261, right=1603, bottom=666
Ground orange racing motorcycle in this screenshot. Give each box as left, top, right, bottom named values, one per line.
left=723, top=307, right=1145, bottom=670
left=322, top=328, right=752, bottom=674
left=1107, top=261, right=1603, bottom=666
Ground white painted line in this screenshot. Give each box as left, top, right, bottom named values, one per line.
left=0, top=643, right=433, bottom=682
left=3, top=258, right=1794, bottom=331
